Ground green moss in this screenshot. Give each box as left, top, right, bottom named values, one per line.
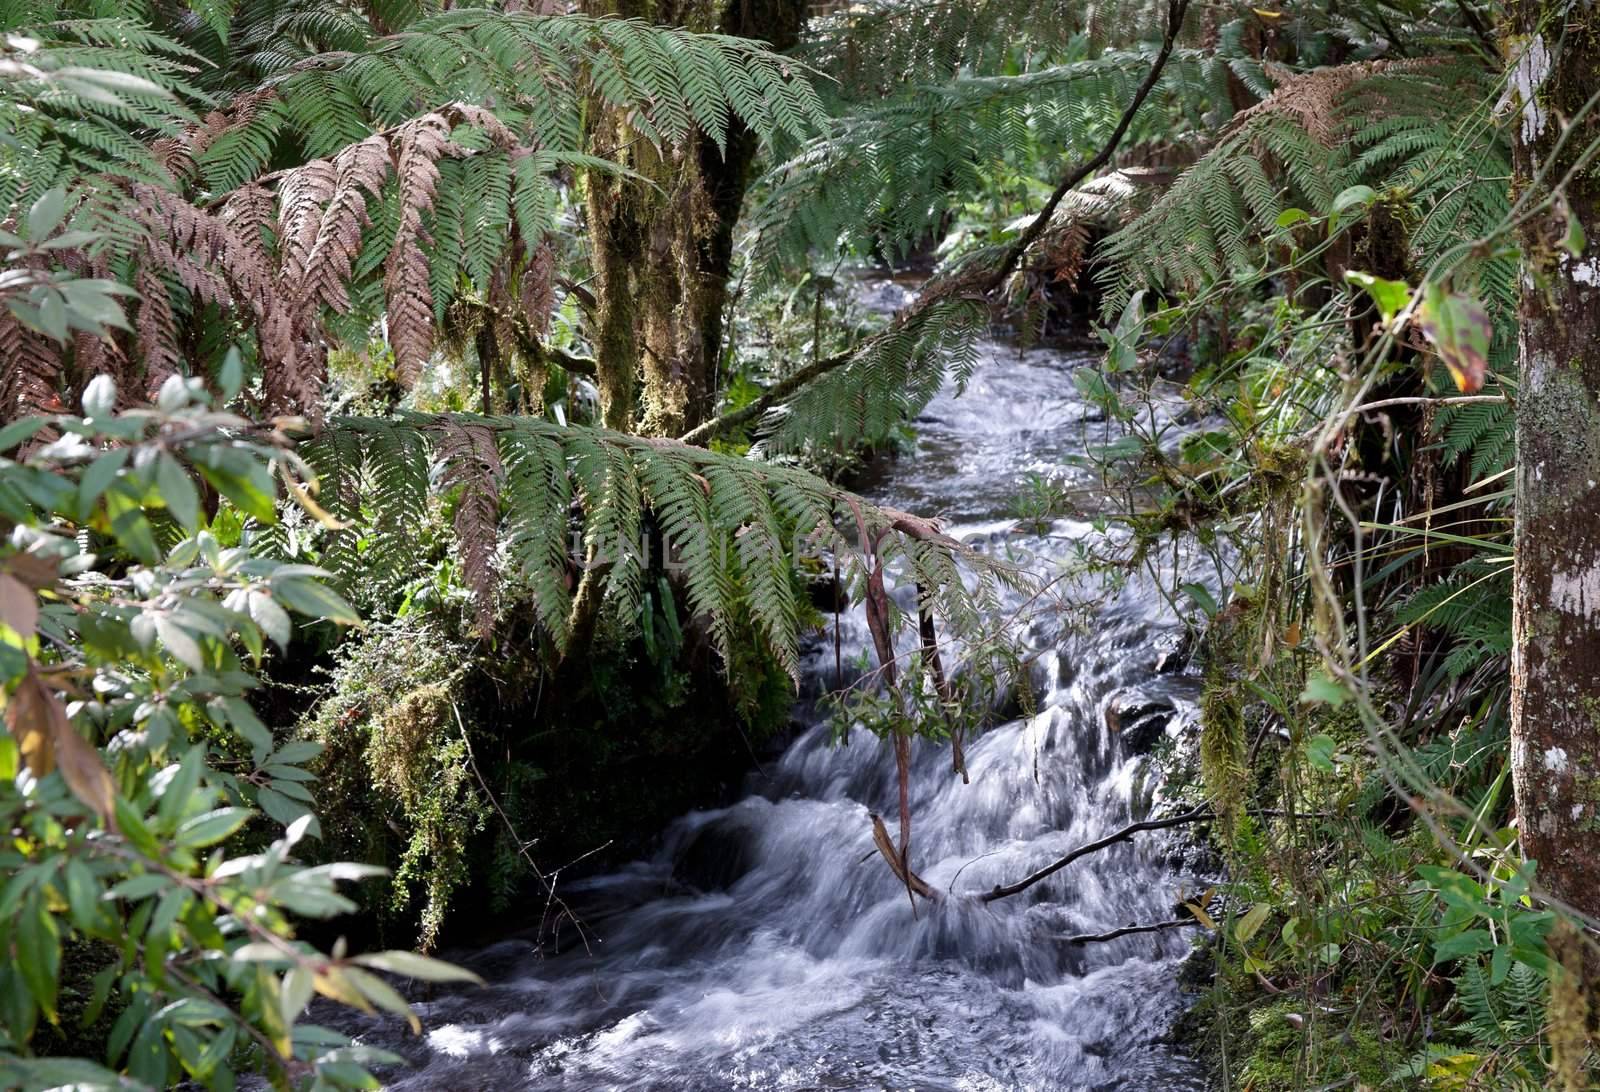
left=294, top=595, right=794, bottom=950
left=1235, top=1001, right=1403, bottom=1091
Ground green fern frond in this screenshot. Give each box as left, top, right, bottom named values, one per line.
left=307, top=414, right=1024, bottom=680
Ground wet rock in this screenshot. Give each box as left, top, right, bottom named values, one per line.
left=1152, top=629, right=1193, bottom=675
left=1105, top=691, right=1179, bottom=754
left=670, top=816, right=755, bottom=892
left=804, top=566, right=848, bottom=614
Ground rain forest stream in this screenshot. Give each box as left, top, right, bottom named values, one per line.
left=357, top=283, right=1215, bottom=1090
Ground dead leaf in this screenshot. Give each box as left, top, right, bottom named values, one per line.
left=6, top=669, right=56, bottom=776
left=0, top=574, right=38, bottom=640
left=6, top=668, right=116, bottom=824
left=5, top=553, right=58, bottom=590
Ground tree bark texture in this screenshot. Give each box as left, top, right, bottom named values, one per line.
left=582, top=0, right=805, bottom=436
left=1508, top=10, right=1600, bottom=917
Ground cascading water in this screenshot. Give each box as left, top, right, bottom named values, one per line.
left=353, top=287, right=1217, bottom=1090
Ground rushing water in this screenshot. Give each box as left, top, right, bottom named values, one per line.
left=354, top=290, right=1217, bottom=1090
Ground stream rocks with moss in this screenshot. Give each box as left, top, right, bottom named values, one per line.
left=338, top=285, right=1222, bottom=1090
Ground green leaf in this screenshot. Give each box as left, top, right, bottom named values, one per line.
left=1234, top=902, right=1271, bottom=944
left=103, top=484, right=160, bottom=563
left=76, top=448, right=129, bottom=521
left=107, top=873, right=170, bottom=900
left=1328, top=184, right=1376, bottom=233
left=352, top=950, right=485, bottom=985
left=27, top=188, right=67, bottom=241
left=176, top=807, right=253, bottom=849
left=246, top=589, right=292, bottom=650
left=16, top=893, right=61, bottom=1021
left=1304, top=734, right=1338, bottom=772
left=256, top=786, right=310, bottom=827
left=156, top=453, right=202, bottom=533
left=271, top=577, right=360, bottom=626
left=343, top=968, right=421, bottom=1033
left=218, top=347, right=244, bottom=402
left=191, top=445, right=277, bottom=523
left=0, top=418, right=47, bottom=453
left=281, top=966, right=315, bottom=1023
left=1433, top=927, right=1496, bottom=963
left=154, top=615, right=206, bottom=673
left=1275, top=207, right=1310, bottom=228
left=1343, top=270, right=1411, bottom=327
left=1180, top=582, right=1218, bottom=618
left=1299, top=672, right=1350, bottom=708
left=271, top=740, right=324, bottom=766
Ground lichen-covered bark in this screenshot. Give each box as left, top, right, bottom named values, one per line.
left=1509, top=10, right=1600, bottom=916
left=581, top=0, right=805, bottom=437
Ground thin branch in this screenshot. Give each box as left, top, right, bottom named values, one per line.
left=977, top=806, right=1213, bottom=903
left=974, top=806, right=1326, bottom=904
left=982, top=0, right=1190, bottom=296
left=1059, top=917, right=1200, bottom=945
left=1350, top=394, right=1506, bottom=413
left=680, top=0, right=1190, bottom=448
left=455, top=704, right=598, bottom=955
left=678, top=347, right=850, bottom=445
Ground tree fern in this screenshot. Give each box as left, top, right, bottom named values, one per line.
left=298, top=413, right=1024, bottom=679
left=1097, top=58, right=1503, bottom=313
left=752, top=297, right=988, bottom=455
left=1438, top=398, right=1514, bottom=482
left=745, top=45, right=1182, bottom=278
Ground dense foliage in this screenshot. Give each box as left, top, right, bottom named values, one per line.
left=4, top=0, right=1599, bottom=1087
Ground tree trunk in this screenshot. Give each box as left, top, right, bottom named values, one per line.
left=582, top=0, right=805, bottom=437
left=1509, top=14, right=1600, bottom=917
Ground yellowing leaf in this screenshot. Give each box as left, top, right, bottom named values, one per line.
left=1417, top=282, right=1490, bottom=393
left=1184, top=901, right=1219, bottom=931
left=1235, top=901, right=1272, bottom=944
left=6, top=667, right=57, bottom=776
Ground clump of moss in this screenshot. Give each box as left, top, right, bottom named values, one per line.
left=303, top=620, right=489, bottom=949
left=293, top=591, right=796, bottom=950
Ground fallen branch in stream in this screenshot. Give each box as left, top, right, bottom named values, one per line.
left=974, top=807, right=1329, bottom=904
left=978, top=806, right=1215, bottom=903
left=870, top=813, right=939, bottom=902
left=1059, top=918, right=1201, bottom=945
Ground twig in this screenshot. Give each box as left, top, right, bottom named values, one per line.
left=1059, top=917, right=1200, bottom=945
left=455, top=705, right=598, bottom=955
left=1349, top=394, right=1506, bottom=414
left=678, top=346, right=851, bottom=445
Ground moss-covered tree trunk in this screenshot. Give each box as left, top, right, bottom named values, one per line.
left=1508, top=13, right=1600, bottom=916
left=582, top=0, right=805, bottom=436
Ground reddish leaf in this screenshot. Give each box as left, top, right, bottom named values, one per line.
left=1417, top=283, right=1490, bottom=393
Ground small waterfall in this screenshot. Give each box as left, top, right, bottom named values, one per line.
left=354, top=318, right=1215, bottom=1090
